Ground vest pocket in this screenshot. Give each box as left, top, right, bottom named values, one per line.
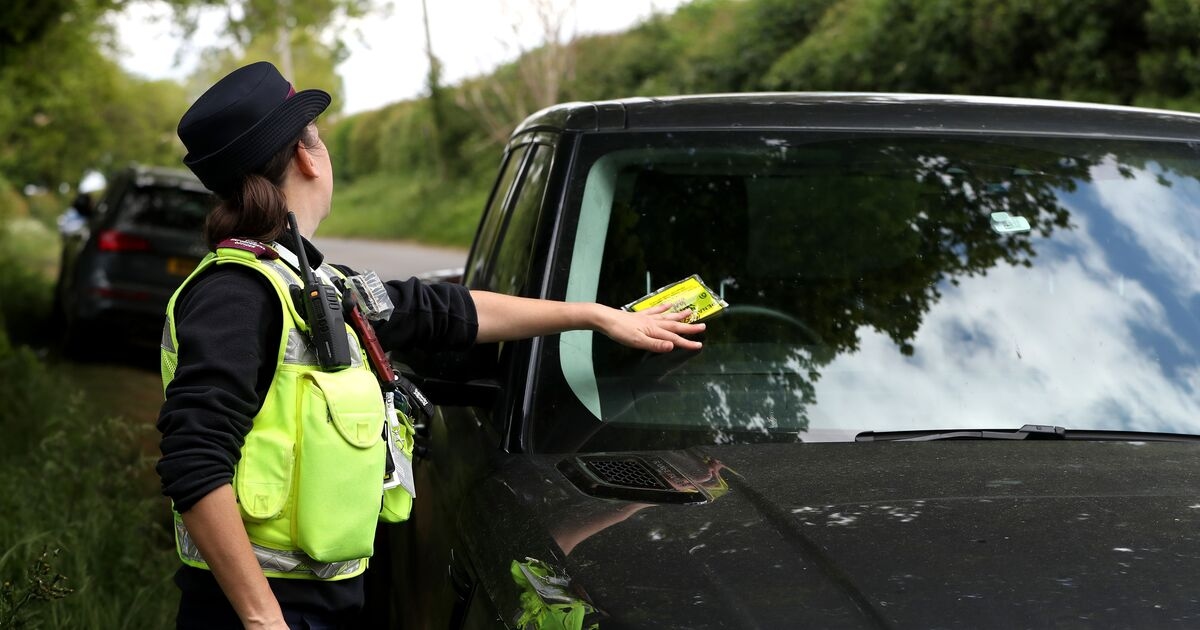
left=294, top=369, right=387, bottom=563
left=236, top=425, right=294, bottom=522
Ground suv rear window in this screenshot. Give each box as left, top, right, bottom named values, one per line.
left=117, top=185, right=213, bottom=232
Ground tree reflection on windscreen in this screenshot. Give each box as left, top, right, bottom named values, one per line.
left=537, top=133, right=1200, bottom=452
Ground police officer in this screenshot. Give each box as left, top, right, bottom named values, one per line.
left=155, top=61, right=703, bottom=629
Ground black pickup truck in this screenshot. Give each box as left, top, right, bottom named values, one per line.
left=371, top=94, right=1200, bottom=629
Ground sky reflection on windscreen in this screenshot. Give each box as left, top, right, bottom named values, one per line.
left=811, top=159, right=1200, bottom=436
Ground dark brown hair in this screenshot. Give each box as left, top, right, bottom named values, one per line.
left=202, top=125, right=319, bottom=250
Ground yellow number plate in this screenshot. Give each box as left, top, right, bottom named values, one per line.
left=167, top=257, right=198, bottom=276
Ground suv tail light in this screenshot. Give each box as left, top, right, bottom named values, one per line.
left=97, top=229, right=151, bottom=252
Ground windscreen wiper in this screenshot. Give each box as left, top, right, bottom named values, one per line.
left=855, top=424, right=1200, bottom=443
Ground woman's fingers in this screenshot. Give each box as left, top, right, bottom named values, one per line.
left=604, top=306, right=707, bottom=353
left=641, top=319, right=704, bottom=352
left=633, top=304, right=700, bottom=324
left=660, top=309, right=694, bottom=322
left=637, top=305, right=694, bottom=322
left=652, top=323, right=704, bottom=350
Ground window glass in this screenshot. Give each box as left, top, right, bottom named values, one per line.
left=482, top=144, right=553, bottom=296
left=530, top=131, right=1200, bottom=452
left=467, top=145, right=529, bottom=287
left=92, top=173, right=128, bottom=224
left=116, top=186, right=214, bottom=231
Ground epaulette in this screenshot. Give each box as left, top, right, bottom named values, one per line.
left=215, top=238, right=280, bottom=260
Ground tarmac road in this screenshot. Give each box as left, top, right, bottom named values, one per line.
left=312, top=237, right=467, bottom=280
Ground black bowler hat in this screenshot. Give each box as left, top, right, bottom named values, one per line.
left=177, top=61, right=330, bottom=196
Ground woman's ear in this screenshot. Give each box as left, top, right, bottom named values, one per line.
left=294, top=143, right=320, bottom=179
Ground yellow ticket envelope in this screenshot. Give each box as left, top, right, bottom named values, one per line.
left=622, top=274, right=729, bottom=323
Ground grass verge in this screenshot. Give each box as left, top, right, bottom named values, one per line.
left=0, top=216, right=177, bottom=629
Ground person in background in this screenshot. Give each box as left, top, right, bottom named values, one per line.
left=156, top=61, right=704, bottom=629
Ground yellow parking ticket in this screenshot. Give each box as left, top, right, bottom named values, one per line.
left=622, top=274, right=729, bottom=323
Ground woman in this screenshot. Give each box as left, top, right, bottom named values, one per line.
left=157, top=61, right=703, bottom=629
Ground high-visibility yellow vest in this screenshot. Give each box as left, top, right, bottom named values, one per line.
left=160, top=240, right=408, bottom=581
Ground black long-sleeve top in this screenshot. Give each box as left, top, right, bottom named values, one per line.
left=155, top=236, right=477, bottom=616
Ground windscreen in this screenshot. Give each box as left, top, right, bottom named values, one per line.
left=531, top=131, right=1200, bottom=453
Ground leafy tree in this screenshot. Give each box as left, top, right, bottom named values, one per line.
left=1137, top=0, right=1200, bottom=109
left=187, top=29, right=346, bottom=116
left=759, top=0, right=1151, bottom=103
left=0, top=0, right=127, bottom=189
left=0, top=26, right=191, bottom=191
left=0, top=0, right=123, bottom=69
left=170, top=0, right=375, bottom=105
left=0, top=0, right=383, bottom=194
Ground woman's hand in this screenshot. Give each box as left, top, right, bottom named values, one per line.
left=595, top=304, right=705, bottom=353
left=181, top=487, right=287, bottom=628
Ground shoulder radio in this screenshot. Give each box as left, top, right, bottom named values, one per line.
left=286, top=212, right=353, bottom=371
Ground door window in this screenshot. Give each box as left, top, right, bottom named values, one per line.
left=480, top=144, right=554, bottom=296
left=466, top=145, right=530, bottom=286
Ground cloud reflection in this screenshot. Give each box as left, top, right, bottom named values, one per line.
left=810, top=160, right=1200, bottom=436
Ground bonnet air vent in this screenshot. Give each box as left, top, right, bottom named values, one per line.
left=558, top=455, right=707, bottom=504
left=585, top=458, right=667, bottom=490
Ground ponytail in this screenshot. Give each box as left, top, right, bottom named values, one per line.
left=203, top=125, right=318, bottom=250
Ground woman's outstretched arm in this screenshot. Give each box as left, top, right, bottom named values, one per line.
left=471, top=290, right=705, bottom=352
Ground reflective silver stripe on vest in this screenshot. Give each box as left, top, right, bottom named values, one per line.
left=262, top=259, right=298, bottom=285
left=261, top=257, right=365, bottom=369
left=346, top=330, right=364, bottom=368
left=175, top=517, right=362, bottom=580
left=285, top=328, right=318, bottom=365
left=161, top=320, right=175, bottom=353
left=282, top=327, right=364, bottom=368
